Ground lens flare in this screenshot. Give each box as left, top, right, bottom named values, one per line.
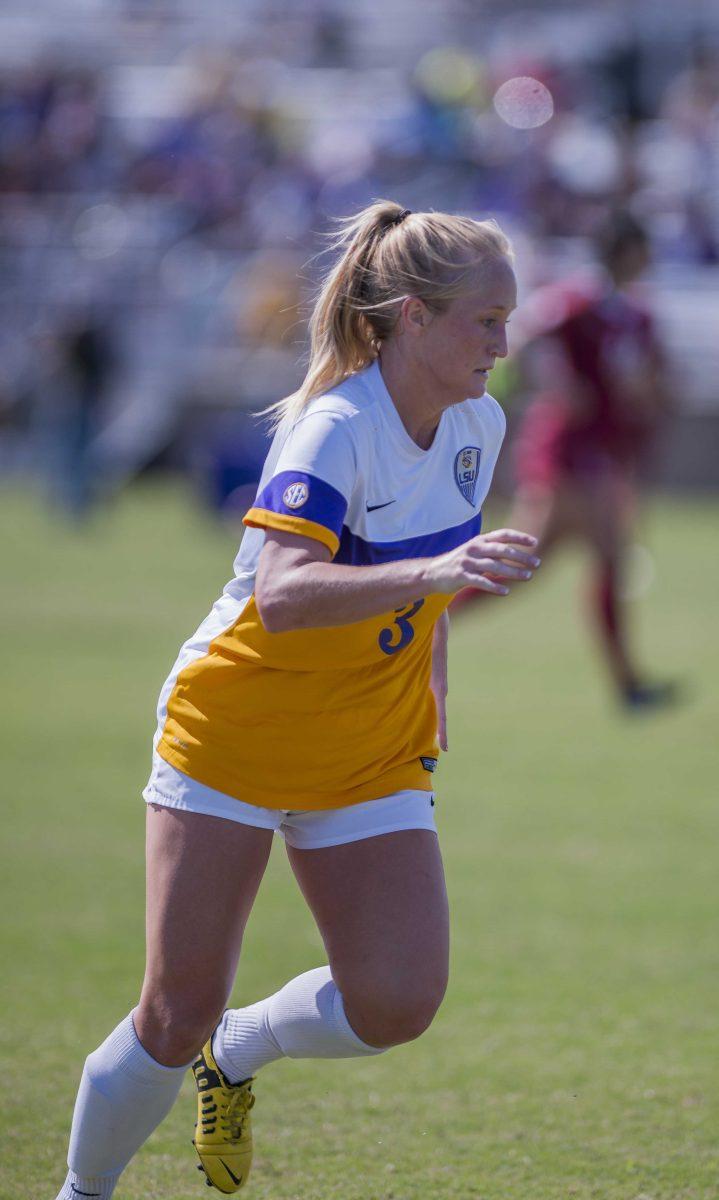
left=493, top=76, right=554, bottom=129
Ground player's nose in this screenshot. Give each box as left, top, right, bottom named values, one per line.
left=491, top=326, right=509, bottom=358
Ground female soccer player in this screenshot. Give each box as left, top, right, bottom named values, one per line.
left=53, top=200, right=539, bottom=1199
left=453, top=212, right=674, bottom=708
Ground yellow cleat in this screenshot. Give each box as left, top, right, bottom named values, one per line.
left=192, top=1038, right=255, bottom=1193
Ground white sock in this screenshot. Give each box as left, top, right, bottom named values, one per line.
left=213, top=965, right=384, bottom=1083
left=54, top=1012, right=188, bottom=1200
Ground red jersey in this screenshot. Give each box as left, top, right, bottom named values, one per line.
left=515, top=282, right=663, bottom=484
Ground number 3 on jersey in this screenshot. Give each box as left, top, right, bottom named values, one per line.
left=378, top=599, right=425, bottom=656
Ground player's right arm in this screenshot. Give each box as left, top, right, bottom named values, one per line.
left=246, top=405, right=539, bottom=633
left=255, top=526, right=540, bottom=633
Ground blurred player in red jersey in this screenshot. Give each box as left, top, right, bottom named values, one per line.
left=453, top=211, right=676, bottom=709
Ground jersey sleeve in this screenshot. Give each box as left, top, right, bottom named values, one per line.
left=243, top=408, right=356, bottom=557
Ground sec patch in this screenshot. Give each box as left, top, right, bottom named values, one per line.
left=282, top=481, right=309, bottom=509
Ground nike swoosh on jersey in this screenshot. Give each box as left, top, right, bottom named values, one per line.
left=366, top=500, right=396, bottom=511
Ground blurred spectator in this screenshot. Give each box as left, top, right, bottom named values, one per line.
left=0, top=2, right=717, bottom=500
left=31, top=318, right=115, bottom=519
left=658, top=39, right=719, bottom=264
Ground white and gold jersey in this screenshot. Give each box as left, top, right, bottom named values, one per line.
left=154, top=359, right=505, bottom=810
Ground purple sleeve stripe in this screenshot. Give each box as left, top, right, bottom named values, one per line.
left=335, top=513, right=482, bottom=565
left=254, top=471, right=348, bottom=538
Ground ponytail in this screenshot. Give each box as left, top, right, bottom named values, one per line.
left=268, top=200, right=512, bottom=428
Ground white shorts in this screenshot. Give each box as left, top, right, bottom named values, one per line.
left=143, top=753, right=437, bottom=850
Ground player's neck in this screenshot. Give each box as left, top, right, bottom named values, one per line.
left=377, top=352, right=447, bottom=451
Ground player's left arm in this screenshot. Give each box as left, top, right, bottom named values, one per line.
left=622, top=311, right=674, bottom=419
left=643, top=317, right=674, bottom=416
left=431, top=610, right=449, bottom=752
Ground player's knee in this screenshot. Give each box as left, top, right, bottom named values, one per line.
left=136, top=986, right=226, bottom=1066
left=143, top=1007, right=219, bottom=1067
left=348, top=978, right=447, bottom=1048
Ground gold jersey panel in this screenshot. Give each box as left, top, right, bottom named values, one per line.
left=157, top=590, right=448, bottom=810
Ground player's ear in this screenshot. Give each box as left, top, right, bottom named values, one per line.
left=399, top=296, right=432, bottom=336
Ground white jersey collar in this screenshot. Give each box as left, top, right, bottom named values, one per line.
left=368, top=358, right=450, bottom=461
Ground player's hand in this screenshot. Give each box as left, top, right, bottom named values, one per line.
left=427, top=528, right=540, bottom=596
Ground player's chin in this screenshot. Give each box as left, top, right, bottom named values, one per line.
left=471, top=370, right=488, bottom=396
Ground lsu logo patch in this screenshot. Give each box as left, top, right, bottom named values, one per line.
left=282, top=481, right=309, bottom=509
left=454, top=446, right=481, bottom=506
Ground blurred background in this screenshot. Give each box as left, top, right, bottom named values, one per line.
left=1, top=0, right=718, bottom=516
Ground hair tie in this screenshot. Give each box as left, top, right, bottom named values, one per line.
left=392, top=208, right=412, bottom=226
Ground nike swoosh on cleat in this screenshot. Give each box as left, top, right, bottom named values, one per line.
left=219, top=1158, right=244, bottom=1186
left=366, top=500, right=395, bottom=512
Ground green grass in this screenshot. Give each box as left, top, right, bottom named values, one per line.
left=1, top=479, right=718, bottom=1199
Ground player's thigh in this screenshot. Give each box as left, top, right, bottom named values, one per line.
left=141, top=804, right=273, bottom=1003
left=287, top=829, right=449, bottom=1006
left=581, top=469, right=633, bottom=563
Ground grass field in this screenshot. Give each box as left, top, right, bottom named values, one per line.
left=2, top=480, right=718, bottom=1200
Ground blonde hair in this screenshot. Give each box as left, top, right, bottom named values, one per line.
left=269, top=199, right=514, bottom=428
